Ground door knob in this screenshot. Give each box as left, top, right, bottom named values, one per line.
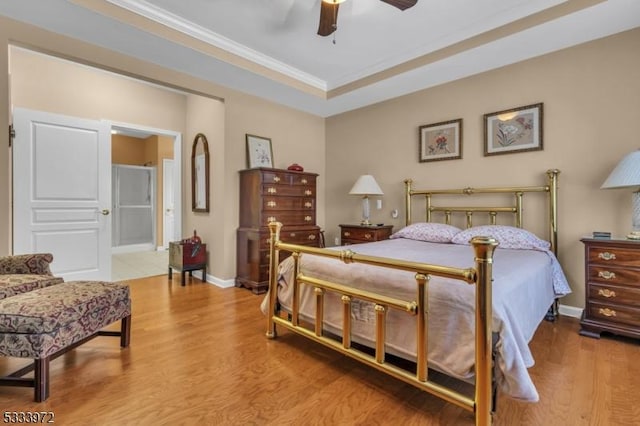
left=101, top=209, right=110, bottom=215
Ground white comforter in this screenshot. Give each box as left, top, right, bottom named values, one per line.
left=261, top=238, right=571, bottom=402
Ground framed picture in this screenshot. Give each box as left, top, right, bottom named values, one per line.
left=418, top=118, right=463, bottom=162
left=484, top=103, right=543, bottom=156
left=246, top=134, right=273, bottom=168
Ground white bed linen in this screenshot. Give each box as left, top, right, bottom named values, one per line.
left=261, top=238, right=571, bottom=402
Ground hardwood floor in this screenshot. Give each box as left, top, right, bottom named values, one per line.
left=1, top=275, right=639, bottom=425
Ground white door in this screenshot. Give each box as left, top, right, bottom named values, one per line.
left=162, top=158, right=175, bottom=249
left=13, top=107, right=112, bottom=280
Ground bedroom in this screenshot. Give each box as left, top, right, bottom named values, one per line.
left=0, top=0, right=639, bottom=424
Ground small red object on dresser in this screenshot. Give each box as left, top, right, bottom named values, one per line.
left=287, top=163, right=304, bottom=172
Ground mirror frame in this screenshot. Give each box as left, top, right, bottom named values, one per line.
left=191, top=133, right=210, bottom=213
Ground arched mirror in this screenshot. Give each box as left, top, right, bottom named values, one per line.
left=191, top=133, right=210, bottom=213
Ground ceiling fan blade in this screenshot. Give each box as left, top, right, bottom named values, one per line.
left=379, top=0, right=418, bottom=11
left=317, top=2, right=339, bottom=36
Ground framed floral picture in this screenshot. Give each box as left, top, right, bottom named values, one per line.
left=246, top=134, right=273, bottom=168
left=418, top=118, right=463, bottom=162
left=484, top=103, right=543, bottom=156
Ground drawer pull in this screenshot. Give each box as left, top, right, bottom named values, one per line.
left=289, top=232, right=296, bottom=237
left=273, top=176, right=281, bottom=183
left=344, top=231, right=351, bottom=237
left=304, top=201, right=312, bottom=208
left=301, top=178, right=308, bottom=184
left=308, top=234, right=316, bottom=240
left=267, top=201, right=277, bottom=208
left=304, top=190, right=312, bottom=196
left=267, top=187, right=277, bottom=194
left=267, top=216, right=277, bottom=223
left=598, top=308, right=616, bottom=317
left=598, top=252, right=616, bottom=261
left=304, top=216, right=312, bottom=222
left=364, top=233, right=372, bottom=240
left=598, top=271, right=616, bottom=280
left=598, top=289, right=617, bottom=298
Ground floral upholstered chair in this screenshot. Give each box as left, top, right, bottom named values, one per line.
left=0, top=253, right=64, bottom=299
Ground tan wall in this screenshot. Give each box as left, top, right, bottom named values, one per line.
left=112, top=134, right=146, bottom=165
left=325, top=28, right=640, bottom=309
left=0, top=16, right=326, bottom=282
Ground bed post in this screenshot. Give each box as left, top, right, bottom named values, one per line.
left=471, top=236, right=498, bottom=426
left=404, top=179, right=413, bottom=225
left=266, top=221, right=282, bottom=339
left=547, top=169, right=560, bottom=256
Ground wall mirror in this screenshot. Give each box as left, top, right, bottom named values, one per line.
left=191, top=133, right=210, bottom=213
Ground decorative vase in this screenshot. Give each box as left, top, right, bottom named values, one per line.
left=287, top=163, right=304, bottom=172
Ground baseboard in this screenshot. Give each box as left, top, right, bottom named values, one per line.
left=558, top=303, right=582, bottom=319
left=190, top=270, right=235, bottom=289
left=112, top=243, right=156, bottom=254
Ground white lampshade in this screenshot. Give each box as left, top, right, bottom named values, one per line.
left=349, top=175, right=383, bottom=196
left=602, top=150, right=640, bottom=238
left=601, top=150, right=640, bottom=189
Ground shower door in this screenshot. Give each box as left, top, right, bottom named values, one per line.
left=112, top=165, right=156, bottom=249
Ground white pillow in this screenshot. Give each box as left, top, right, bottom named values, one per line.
left=451, top=225, right=550, bottom=251
left=390, top=222, right=462, bottom=243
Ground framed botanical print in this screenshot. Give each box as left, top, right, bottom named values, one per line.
left=484, top=103, right=543, bottom=156
left=419, top=119, right=463, bottom=162
left=246, top=134, right=273, bottom=168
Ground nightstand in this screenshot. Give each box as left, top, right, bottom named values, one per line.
left=339, top=224, right=393, bottom=245
left=580, top=237, right=640, bottom=339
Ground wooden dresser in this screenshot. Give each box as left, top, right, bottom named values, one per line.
left=339, top=224, right=393, bottom=245
left=236, top=168, right=321, bottom=294
left=580, top=237, right=640, bottom=339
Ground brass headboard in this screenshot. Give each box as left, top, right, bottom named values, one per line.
left=404, top=169, right=560, bottom=254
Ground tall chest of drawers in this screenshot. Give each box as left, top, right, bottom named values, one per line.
left=236, top=168, right=321, bottom=294
left=580, top=238, right=640, bottom=339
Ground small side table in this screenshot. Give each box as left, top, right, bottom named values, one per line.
left=168, top=241, right=207, bottom=286
left=339, top=224, right=393, bottom=245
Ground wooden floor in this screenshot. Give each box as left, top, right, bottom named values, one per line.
left=1, top=275, right=639, bottom=425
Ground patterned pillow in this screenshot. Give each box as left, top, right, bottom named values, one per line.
left=451, top=225, right=550, bottom=251
left=390, top=223, right=462, bottom=243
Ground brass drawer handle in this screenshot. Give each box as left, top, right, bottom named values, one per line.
left=599, top=307, right=616, bottom=317
left=364, top=233, right=372, bottom=240
left=301, top=178, right=308, bottom=184
left=267, top=216, right=277, bottom=223
left=598, top=271, right=616, bottom=280
left=598, top=289, right=617, bottom=298
left=304, top=190, right=312, bottom=196
left=267, top=187, right=277, bottom=194
left=304, top=216, right=312, bottom=222
left=308, top=234, right=316, bottom=240
left=598, top=252, right=616, bottom=261
left=273, top=176, right=281, bottom=183
left=304, top=201, right=312, bottom=208
left=289, top=232, right=296, bottom=237
left=344, top=231, right=351, bottom=237
left=267, top=201, right=277, bottom=207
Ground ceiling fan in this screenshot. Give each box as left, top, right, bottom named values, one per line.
left=318, top=0, right=418, bottom=37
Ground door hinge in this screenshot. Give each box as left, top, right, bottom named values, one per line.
left=8, top=124, right=15, bottom=147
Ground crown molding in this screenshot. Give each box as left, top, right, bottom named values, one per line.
left=105, top=0, right=328, bottom=91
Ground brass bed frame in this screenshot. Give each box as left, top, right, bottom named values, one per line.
left=265, top=169, right=560, bottom=426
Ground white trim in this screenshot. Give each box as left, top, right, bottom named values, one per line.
left=105, top=0, right=327, bottom=90
left=191, top=270, right=235, bottom=289
left=111, top=243, right=155, bottom=254
left=558, top=304, right=582, bottom=319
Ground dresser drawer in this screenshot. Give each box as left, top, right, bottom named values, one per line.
left=341, top=226, right=392, bottom=242
left=588, top=266, right=640, bottom=287
left=587, top=245, right=640, bottom=268
left=260, top=170, right=316, bottom=186
left=586, top=301, right=640, bottom=329
left=261, top=184, right=315, bottom=197
left=262, top=197, right=315, bottom=211
left=589, top=283, right=640, bottom=307
left=259, top=228, right=321, bottom=249
left=262, top=211, right=316, bottom=227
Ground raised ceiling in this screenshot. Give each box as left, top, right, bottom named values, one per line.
left=1, top=0, right=639, bottom=117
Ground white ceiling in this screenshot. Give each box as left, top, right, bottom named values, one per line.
left=1, top=0, right=640, bottom=117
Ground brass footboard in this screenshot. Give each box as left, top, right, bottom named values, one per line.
left=265, top=221, right=498, bottom=426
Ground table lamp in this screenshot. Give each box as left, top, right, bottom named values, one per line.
left=349, top=174, right=383, bottom=226
left=601, top=149, right=640, bottom=239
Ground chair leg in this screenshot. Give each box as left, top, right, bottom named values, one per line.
left=120, top=315, right=131, bottom=348
left=34, top=357, right=49, bottom=402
